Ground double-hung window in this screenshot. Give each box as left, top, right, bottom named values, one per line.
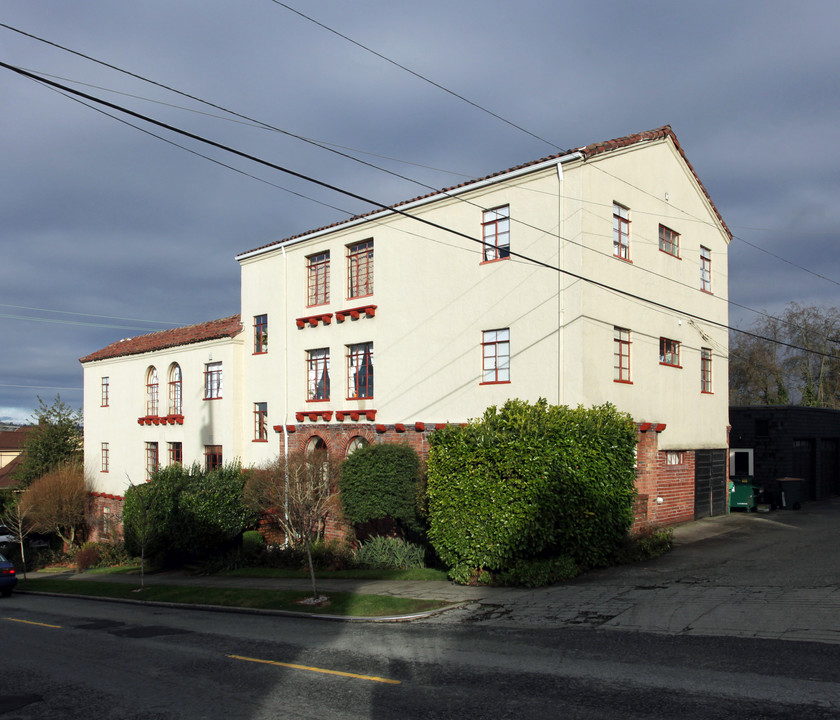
left=168, top=364, right=182, bottom=415
left=307, top=348, right=330, bottom=401
left=700, top=246, right=712, bottom=292
left=254, top=402, right=268, bottom=441
left=659, top=224, right=679, bottom=257
left=145, top=441, right=159, bottom=480
left=347, top=342, right=374, bottom=399
left=254, top=314, right=268, bottom=354
left=659, top=338, right=681, bottom=367
left=701, top=348, right=713, bottom=393
left=613, top=203, right=630, bottom=260
left=204, top=361, right=222, bottom=400
left=614, top=327, right=631, bottom=382
left=168, top=441, right=182, bottom=466
left=146, top=367, right=159, bottom=416
left=482, top=329, right=510, bottom=383
left=482, top=206, right=510, bottom=262
left=308, top=251, right=330, bottom=306
left=204, top=445, right=223, bottom=471
left=347, top=240, right=373, bottom=298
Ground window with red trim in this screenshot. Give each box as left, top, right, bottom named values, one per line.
left=482, top=206, right=510, bottom=262
left=307, top=348, right=330, bottom=401
left=168, top=441, right=182, bottom=466
left=665, top=451, right=685, bottom=465
left=254, top=314, right=268, bottom=354
left=700, top=246, right=712, bottom=292
left=254, top=402, right=268, bottom=441
left=482, top=328, right=510, bottom=383
left=659, top=224, right=679, bottom=257
left=204, top=445, right=223, bottom=471
left=347, top=240, right=373, bottom=298
left=307, top=251, right=330, bottom=306
left=168, top=363, right=182, bottom=414
left=204, top=362, right=222, bottom=399
left=613, top=203, right=630, bottom=260
left=145, top=441, right=159, bottom=480
left=614, top=327, right=631, bottom=382
left=101, top=442, right=109, bottom=473
left=347, top=342, right=373, bottom=398
left=101, top=377, right=109, bottom=407
left=701, top=347, right=713, bottom=393
left=145, top=367, right=159, bottom=416
left=659, top=337, right=681, bottom=367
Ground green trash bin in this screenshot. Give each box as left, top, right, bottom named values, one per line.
left=776, top=477, right=806, bottom=510
left=729, top=476, right=760, bottom=511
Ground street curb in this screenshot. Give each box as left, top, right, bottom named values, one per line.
left=13, top=589, right=465, bottom=623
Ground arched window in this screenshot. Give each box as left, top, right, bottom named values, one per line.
left=145, top=367, right=159, bottom=416
left=305, top=436, right=327, bottom=454
left=345, top=436, right=369, bottom=457
left=168, top=363, right=182, bottom=415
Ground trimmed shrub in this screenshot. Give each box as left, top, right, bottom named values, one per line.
left=258, top=540, right=353, bottom=571
left=427, top=399, right=637, bottom=583
left=354, top=536, right=426, bottom=570
left=339, top=444, right=423, bottom=535
left=123, top=463, right=251, bottom=564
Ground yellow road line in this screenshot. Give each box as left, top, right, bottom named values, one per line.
left=5, top=617, right=62, bottom=629
left=228, top=654, right=401, bottom=685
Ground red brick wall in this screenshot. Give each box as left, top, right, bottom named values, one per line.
left=633, top=428, right=697, bottom=529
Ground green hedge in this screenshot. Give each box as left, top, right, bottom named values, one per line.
left=123, top=463, right=250, bottom=563
left=426, top=399, right=637, bottom=582
left=339, top=444, right=423, bottom=533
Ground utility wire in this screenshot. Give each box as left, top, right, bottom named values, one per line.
left=268, top=1, right=563, bottom=151
left=7, top=21, right=835, bottom=334
left=7, top=61, right=834, bottom=362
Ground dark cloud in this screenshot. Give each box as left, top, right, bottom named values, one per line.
left=1, top=0, right=839, bottom=422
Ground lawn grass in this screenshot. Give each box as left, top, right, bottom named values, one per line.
left=18, top=578, right=449, bottom=617
left=226, top=566, right=449, bottom=582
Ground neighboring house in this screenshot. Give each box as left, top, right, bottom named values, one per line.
left=80, top=125, right=732, bottom=534
left=0, top=426, right=32, bottom=489
left=730, top=405, right=840, bottom=501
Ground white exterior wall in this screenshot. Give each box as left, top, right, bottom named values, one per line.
left=83, top=336, right=244, bottom=495
left=82, top=131, right=730, bottom=492
left=238, top=135, right=729, bottom=453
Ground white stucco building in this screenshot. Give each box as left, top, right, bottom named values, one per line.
left=81, top=126, right=731, bottom=531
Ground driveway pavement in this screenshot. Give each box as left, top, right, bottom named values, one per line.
left=22, top=499, right=840, bottom=643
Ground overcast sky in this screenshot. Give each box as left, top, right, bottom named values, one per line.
left=1, top=0, right=838, bottom=424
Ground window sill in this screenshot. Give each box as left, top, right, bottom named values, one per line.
left=659, top=249, right=681, bottom=259
left=479, top=380, right=511, bottom=385
left=306, top=399, right=331, bottom=403
left=204, top=397, right=222, bottom=401
left=252, top=439, right=269, bottom=443
left=347, top=292, right=374, bottom=301
left=701, top=390, right=714, bottom=395
left=614, top=379, right=633, bottom=385
left=253, top=351, right=268, bottom=356
left=659, top=362, right=682, bottom=369
left=701, top=288, right=713, bottom=295
left=480, top=256, right=510, bottom=266
left=613, top=255, right=633, bottom=264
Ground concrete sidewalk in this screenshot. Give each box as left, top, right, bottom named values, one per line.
left=21, top=503, right=840, bottom=642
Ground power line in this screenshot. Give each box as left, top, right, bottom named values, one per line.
left=5, top=63, right=837, bottom=362
left=268, top=1, right=563, bottom=152
left=0, top=62, right=781, bottom=348
left=7, top=21, right=835, bottom=334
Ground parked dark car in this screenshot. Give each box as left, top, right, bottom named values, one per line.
left=0, top=553, right=17, bottom=597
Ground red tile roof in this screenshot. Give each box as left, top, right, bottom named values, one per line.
left=239, top=125, right=730, bottom=257
left=0, top=426, right=32, bottom=452
left=79, top=315, right=242, bottom=363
